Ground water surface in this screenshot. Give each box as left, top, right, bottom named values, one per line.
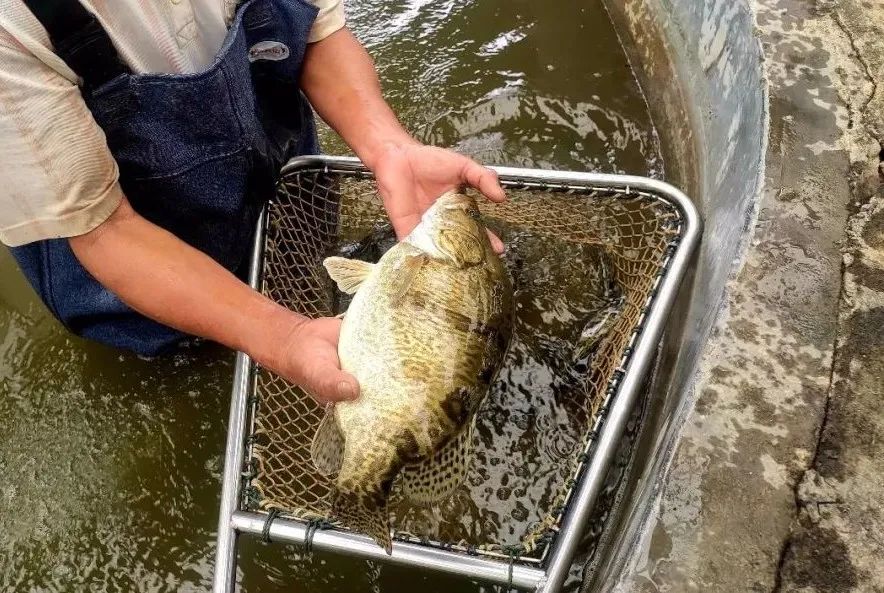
left=0, top=0, right=658, bottom=591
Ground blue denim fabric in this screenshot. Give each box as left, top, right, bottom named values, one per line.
left=10, top=0, right=319, bottom=356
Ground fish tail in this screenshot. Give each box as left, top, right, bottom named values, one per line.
left=332, top=488, right=393, bottom=554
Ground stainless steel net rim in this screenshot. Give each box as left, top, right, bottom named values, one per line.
left=213, top=155, right=701, bottom=593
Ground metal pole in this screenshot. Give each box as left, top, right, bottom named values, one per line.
left=537, top=184, right=701, bottom=593
left=231, top=511, right=548, bottom=590
left=212, top=211, right=268, bottom=593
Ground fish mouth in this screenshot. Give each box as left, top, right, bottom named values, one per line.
left=409, top=190, right=484, bottom=258
left=418, top=190, right=477, bottom=226
left=435, top=189, right=477, bottom=211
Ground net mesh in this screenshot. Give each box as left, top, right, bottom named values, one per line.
left=244, top=166, right=682, bottom=562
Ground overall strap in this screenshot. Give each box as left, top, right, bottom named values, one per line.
left=22, top=0, right=130, bottom=91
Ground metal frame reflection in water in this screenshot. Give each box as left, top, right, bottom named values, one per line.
left=212, top=155, right=701, bottom=593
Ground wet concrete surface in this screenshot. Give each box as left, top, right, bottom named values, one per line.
left=605, top=0, right=884, bottom=591
left=777, top=3, right=884, bottom=586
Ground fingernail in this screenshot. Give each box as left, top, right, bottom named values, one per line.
left=338, top=380, right=358, bottom=400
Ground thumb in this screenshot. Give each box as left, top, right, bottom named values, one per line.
left=390, top=212, right=421, bottom=241
left=461, top=158, right=505, bottom=203
left=301, top=349, right=360, bottom=404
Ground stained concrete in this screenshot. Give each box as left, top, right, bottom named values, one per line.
left=776, top=4, right=884, bottom=588
left=584, top=0, right=884, bottom=591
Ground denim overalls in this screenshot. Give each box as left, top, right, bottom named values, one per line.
left=11, top=0, right=319, bottom=356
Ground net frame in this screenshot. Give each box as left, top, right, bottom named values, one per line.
left=214, top=156, right=700, bottom=593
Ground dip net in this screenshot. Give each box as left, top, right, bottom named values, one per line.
left=243, top=164, right=682, bottom=563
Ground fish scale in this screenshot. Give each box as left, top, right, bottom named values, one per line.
left=311, top=191, right=513, bottom=552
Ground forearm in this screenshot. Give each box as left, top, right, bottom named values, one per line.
left=301, top=28, right=416, bottom=167
left=68, top=198, right=300, bottom=368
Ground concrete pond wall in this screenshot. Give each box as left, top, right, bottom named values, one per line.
left=582, top=0, right=884, bottom=591
left=583, top=0, right=768, bottom=587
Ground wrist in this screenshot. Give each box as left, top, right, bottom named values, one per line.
left=360, top=129, right=420, bottom=170
left=239, top=297, right=307, bottom=374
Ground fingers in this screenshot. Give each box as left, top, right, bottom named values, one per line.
left=311, top=316, right=344, bottom=342
left=302, top=349, right=361, bottom=404
left=487, top=230, right=505, bottom=254
left=462, top=157, right=505, bottom=253
left=461, top=158, right=506, bottom=203
left=289, top=318, right=360, bottom=404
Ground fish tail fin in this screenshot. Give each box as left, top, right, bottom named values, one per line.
left=332, top=489, right=393, bottom=554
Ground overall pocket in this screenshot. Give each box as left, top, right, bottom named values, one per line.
left=121, top=150, right=260, bottom=273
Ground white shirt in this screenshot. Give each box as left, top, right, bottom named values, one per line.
left=0, top=0, right=345, bottom=247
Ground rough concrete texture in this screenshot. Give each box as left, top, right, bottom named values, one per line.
left=776, top=2, right=884, bottom=589
left=610, top=0, right=884, bottom=591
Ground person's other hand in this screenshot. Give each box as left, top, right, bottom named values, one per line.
left=266, top=316, right=360, bottom=404
left=370, top=141, right=507, bottom=253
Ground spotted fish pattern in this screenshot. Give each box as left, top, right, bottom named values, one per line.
left=311, top=191, right=513, bottom=553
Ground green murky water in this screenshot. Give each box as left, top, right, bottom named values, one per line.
left=0, top=1, right=658, bottom=591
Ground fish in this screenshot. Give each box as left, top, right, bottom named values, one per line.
left=311, top=190, right=513, bottom=553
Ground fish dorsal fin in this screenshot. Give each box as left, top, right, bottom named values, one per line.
left=397, top=418, right=476, bottom=504
left=310, top=406, right=345, bottom=477
left=323, top=257, right=375, bottom=295
left=437, top=227, right=484, bottom=268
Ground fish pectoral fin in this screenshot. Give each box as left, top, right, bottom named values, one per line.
left=398, top=419, right=476, bottom=504
left=332, top=489, right=393, bottom=554
left=388, top=253, right=425, bottom=302
left=310, top=407, right=345, bottom=477
left=323, top=256, right=375, bottom=295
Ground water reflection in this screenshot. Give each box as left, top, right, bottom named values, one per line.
left=325, top=0, right=660, bottom=176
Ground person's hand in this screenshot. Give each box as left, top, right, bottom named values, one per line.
left=370, top=141, right=507, bottom=253
left=263, top=316, right=360, bottom=404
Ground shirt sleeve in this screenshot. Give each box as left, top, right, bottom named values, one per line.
left=308, top=0, right=346, bottom=43
left=0, top=27, right=123, bottom=248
